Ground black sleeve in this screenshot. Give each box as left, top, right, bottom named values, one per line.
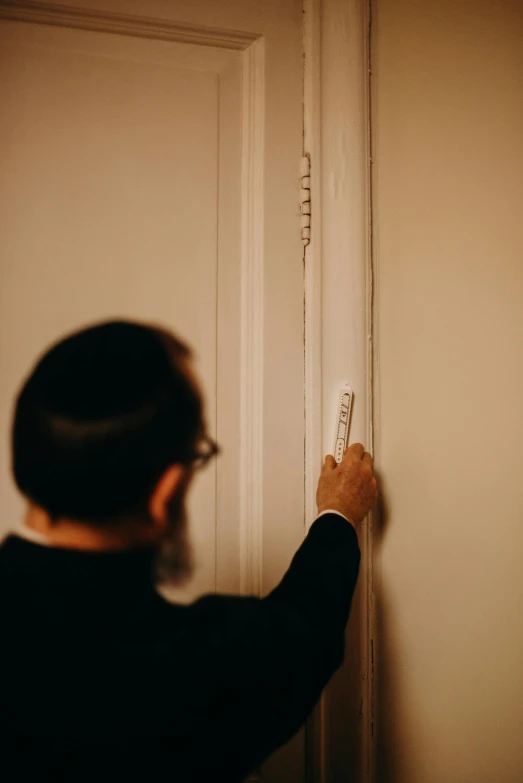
left=198, top=513, right=361, bottom=781
left=266, top=511, right=361, bottom=637
left=259, top=512, right=361, bottom=739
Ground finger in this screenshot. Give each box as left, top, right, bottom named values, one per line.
left=362, top=451, right=373, bottom=467
left=345, top=443, right=364, bottom=460
left=322, top=455, right=337, bottom=472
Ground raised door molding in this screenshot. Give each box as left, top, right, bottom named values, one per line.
left=239, top=37, right=265, bottom=597
left=0, top=0, right=257, bottom=48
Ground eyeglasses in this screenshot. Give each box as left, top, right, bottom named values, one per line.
left=188, top=434, right=221, bottom=471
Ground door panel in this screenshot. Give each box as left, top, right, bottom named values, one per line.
left=0, top=19, right=240, bottom=602
left=0, top=1, right=305, bottom=780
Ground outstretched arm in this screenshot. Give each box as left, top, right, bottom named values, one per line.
left=204, top=444, right=377, bottom=781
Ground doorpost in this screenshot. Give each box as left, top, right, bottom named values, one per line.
left=303, top=0, right=374, bottom=780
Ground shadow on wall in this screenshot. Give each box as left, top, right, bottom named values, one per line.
left=373, top=472, right=403, bottom=783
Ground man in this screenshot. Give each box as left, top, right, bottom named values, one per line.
left=0, top=319, right=377, bottom=782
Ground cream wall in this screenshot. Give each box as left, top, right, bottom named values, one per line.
left=371, top=1, right=523, bottom=781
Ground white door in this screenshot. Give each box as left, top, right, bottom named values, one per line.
left=0, top=1, right=305, bottom=780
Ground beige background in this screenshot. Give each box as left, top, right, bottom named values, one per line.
left=372, top=0, right=523, bottom=781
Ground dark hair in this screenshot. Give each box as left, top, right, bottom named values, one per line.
left=11, top=319, right=202, bottom=525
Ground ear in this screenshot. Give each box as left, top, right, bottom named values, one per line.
left=148, top=464, right=186, bottom=533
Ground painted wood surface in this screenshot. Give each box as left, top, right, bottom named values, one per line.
left=303, top=1, right=374, bottom=780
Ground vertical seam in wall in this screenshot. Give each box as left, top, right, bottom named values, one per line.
left=214, top=71, right=220, bottom=594
left=302, top=4, right=310, bottom=779
left=366, top=0, right=377, bottom=778
left=302, top=2, right=323, bottom=780
left=302, top=1, right=307, bottom=543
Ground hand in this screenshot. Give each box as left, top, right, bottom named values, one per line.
left=316, top=443, right=378, bottom=527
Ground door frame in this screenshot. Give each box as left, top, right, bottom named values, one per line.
left=303, top=1, right=374, bottom=780
left=0, top=0, right=374, bottom=778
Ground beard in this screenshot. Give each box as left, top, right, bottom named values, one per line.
left=153, top=487, right=195, bottom=589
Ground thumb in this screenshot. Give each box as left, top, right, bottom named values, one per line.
left=322, top=454, right=337, bottom=472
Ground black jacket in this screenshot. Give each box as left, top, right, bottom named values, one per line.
left=0, top=513, right=360, bottom=782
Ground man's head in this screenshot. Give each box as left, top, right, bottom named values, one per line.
left=11, top=319, right=214, bottom=583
